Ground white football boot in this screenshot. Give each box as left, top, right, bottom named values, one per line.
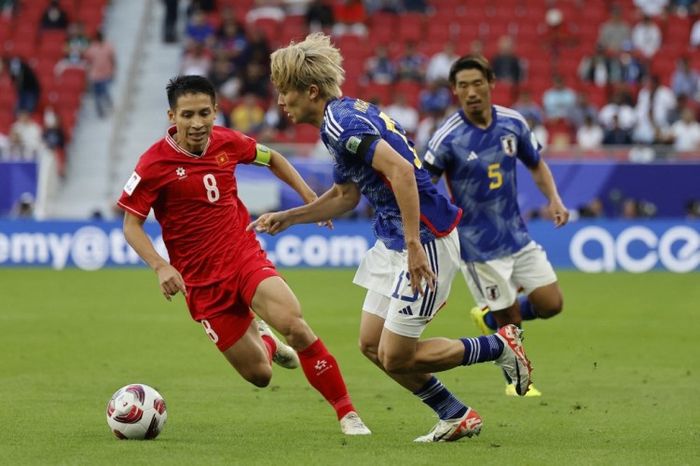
left=257, top=320, right=299, bottom=369
left=494, top=324, right=532, bottom=396
left=340, top=411, right=372, bottom=435
left=413, top=408, right=483, bottom=442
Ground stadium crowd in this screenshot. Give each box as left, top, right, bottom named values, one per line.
left=168, top=0, right=700, bottom=157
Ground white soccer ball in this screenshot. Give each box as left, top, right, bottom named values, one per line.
left=106, top=384, right=168, bottom=440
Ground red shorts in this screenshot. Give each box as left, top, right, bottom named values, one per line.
left=186, top=249, right=279, bottom=351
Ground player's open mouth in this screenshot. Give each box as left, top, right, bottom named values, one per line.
left=190, top=132, right=206, bottom=140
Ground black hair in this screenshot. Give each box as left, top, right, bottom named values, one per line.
left=448, top=55, right=495, bottom=86
left=166, top=75, right=216, bottom=109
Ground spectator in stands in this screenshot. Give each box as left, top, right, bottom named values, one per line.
left=669, top=106, right=700, bottom=151
left=542, top=1, right=578, bottom=57
left=0, top=0, right=16, bottom=18
left=570, top=92, right=599, bottom=129
left=671, top=56, right=700, bottom=100
left=84, top=31, right=116, bottom=118
left=599, top=88, right=637, bottom=131
left=0, top=130, right=9, bottom=158
left=383, top=92, right=418, bottom=136
left=403, top=0, right=429, bottom=12
left=40, top=0, right=69, bottom=30
left=332, top=0, right=367, bottom=36
left=598, top=5, right=631, bottom=52
left=418, top=79, right=451, bottom=115
left=11, top=192, right=35, bottom=219
left=692, top=16, right=700, bottom=48
left=633, top=0, right=670, bottom=17
left=576, top=115, right=604, bottom=150
left=425, top=41, right=458, bottom=84
left=631, top=15, right=662, bottom=58
left=239, top=62, right=271, bottom=99
left=185, top=8, right=216, bottom=48
left=633, top=74, right=676, bottom=143
left=216, top=19, right=249, bottom=69
left=5, top=56, right=41, bottom=114
left=244, top=29, right=272, bottom=68
left=395, top=40, right=427, bottom=83
left=230, top=94, right=266, bottom=134
left=490, top=35, right=522, bottom=84
left=413, top=108, right=445, bottom=155
left=54, top=22, right=90, bottom=75
left=578, top=198, right=604, bottom=219
left=162, top=0, right=179, bottom=43
left=513, top=89, right=544, bottom=125
left=578, top=44, right=610, bottom=87
left=10, top=111, right=43, bottom=158
left=246, top=0, right=286, bottom=23
left=542, top=75, right=576, bottom=121
left=208, top=52, right=240, bottom=99
left=364, top=45, right=396, bottom=85
left=686, top=199, right=700, bottom=219
left=181, top=42, right=213, bottom=76
left=615, top=46, right=647, bottom=85
left=306, top=0, right=334, bottom=32
left=42, top=105, right=65, bottom=152
left=603, top=115, right=633, bottom=144
left=188, top=0, right=217, bottom=15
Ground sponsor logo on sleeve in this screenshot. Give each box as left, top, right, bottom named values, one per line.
left=345, top=136, right=361, bottom=154
left=424, top=150, right=436, bottom=164
left=123, top=172, right=141, bottom=196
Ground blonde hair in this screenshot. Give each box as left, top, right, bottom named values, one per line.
left=270, top=33, right=345, bottom=99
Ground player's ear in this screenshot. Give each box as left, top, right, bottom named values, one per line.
left=167, top=108, right=175, bottom=123
left=308, top=84, right=319, bottom=100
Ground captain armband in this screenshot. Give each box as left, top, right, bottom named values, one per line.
left=254, top=143, right=272, bottom=166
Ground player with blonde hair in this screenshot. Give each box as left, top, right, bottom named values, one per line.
left=251, top=34, right=534, bottom=442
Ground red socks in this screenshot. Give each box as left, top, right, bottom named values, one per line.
left=260, top=335, right=276, bottom=364
left=297, top=338, right=355, bottom=420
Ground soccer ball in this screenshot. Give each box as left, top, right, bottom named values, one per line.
left=106, top=384, right=168, bottom=440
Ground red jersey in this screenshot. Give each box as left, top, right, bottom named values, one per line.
left=118, top=125, right=263, bottom=286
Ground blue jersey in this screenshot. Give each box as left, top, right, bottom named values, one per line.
left=422, top=105, right=541, bottom=262
left=321, top=97, right=461, bottom=251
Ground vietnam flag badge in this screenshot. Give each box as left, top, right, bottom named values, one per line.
left=216, top=153, right=229, bottom=166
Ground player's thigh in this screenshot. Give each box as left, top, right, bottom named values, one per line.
left=250, top=276, right=315, bottom=348
left=512, top=242, right=558, bottom=295
left=359, top=294, right=389, bottom=357
left=463, top=258, right=518, bottom=311
left=383, top=233, right=460, bottom=339
left=221, top=321, right=272, bottom=383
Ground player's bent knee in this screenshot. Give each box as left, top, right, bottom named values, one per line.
left=379, top=353, right=414, bottom=374
left=280, top=318, right=315, bottom=350
left=359, top=340, right=380, bottom=364
left=242, top=366, right=272, bottom=388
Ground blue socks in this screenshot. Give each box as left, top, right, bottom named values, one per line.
left=518, top=295, right=538, bottom=321
left=413, top=376, right=468, bottom=421
left=460, top=335, right=504, bottom=365
left=483, top=296, right=539, bottom=330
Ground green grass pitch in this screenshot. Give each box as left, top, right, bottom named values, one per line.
left=1, top=268, right=698, bottom=465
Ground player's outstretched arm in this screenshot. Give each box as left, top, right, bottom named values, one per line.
left=266, top=148, right=318, bottom=204
left=248, top=182, right=360, bottom=234
left=371, top=140, right=436, bottom=295
left=123, top=212, right=187, bottom=301
left=528, top=159, right=570, bottom=228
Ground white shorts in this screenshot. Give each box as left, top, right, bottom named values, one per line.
left=353, top=230, right=461, bottom=338
left=462, top=241, right=557, bottom=311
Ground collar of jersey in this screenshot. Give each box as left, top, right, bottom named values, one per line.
left=165, top=125, right=211, bottom=158
left=458, top=106, right=497, bottom=133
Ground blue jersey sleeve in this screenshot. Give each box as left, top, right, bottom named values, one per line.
left=516, top=120, right=541, bottom=168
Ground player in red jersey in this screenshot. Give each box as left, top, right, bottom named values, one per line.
left=117, top=75, right=370, bottom=435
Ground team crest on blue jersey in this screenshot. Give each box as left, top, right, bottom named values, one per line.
left=500, top=134, right=517, bottom=156
left=486, top=285, right=500, bottom=300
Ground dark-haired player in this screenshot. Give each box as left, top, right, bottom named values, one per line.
left=422, top=55, right=569, bottom=397
left=117, top=75, right=370, bottom=435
